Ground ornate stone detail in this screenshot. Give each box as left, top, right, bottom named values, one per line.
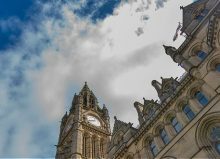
left=152, top=77, right=180, bottom=103
left=207, top=7, right=220, bottom=48
left=142, top=99, right=161, bottom=120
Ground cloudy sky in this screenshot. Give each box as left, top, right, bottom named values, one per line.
left=0, top=0, right=195, bottom=157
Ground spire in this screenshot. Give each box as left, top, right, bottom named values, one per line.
left=80, top=81, right=90, bottom=92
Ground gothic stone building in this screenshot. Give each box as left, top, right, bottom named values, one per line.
left=56, top=0, right=220, bottom=158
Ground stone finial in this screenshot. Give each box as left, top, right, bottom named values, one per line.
left=152, top=80, right=162, bottom=93
left=163, top=45, right=177, bottom=58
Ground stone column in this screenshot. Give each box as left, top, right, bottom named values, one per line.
left=176, top=111, right=188, bottom=126
left=188, top=98, right=201, bottom=113
left=174, top=54, right=201, bottom=79
left=95, top=136, right=101, bottom=158
left=201, top=83, right=216, bottom=99
left=154, top=135, right=164, bottom=150
left=164, top=124, right=176, bottom=138
left=174, top=53, right=198, bottom=75
left=71, top=96, right=83, bottom=159
left=86, top=134, right=92, bottom=158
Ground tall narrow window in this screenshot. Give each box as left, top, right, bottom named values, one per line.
left=171, top=117, right=182, bottom=133
left=149, top=139, right=158, bottom=157
left=197, top=51, right=207, bottom=61
left=195, top=91, right=209, bottom=106
left=92, top=138, right=96, bottom=158
left=82, top=136, right=87, bottom=157
left=159, top=128, right=170, bottom=145
left=100, top=140, right=104, bottom=158
left=215, top=64, right=220, bottom=72
left=84, top=97, right=87, bottom=106
left=182, top=105, right=195, bottom=121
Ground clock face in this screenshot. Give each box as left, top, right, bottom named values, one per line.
left=87, top=115, right=101, bottom=127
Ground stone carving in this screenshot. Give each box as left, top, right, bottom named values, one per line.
left=142, top=98, right=160, bottom=120
left=152, top=77, right=180, bottom=102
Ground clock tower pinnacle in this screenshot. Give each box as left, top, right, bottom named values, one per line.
left=56, top=82, right=111, bottom=159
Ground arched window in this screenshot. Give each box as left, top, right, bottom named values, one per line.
left=171, top=117, right=182, bottom=133
left=182, top=105, right=195, bottom=121
left=197, top=50, right=207, bottom=60
left=159, top=128, right=170, bottom=145
left=195, top=91, right=209, bottom=106
left=215, top=64, right=220, bottom=72
left=149, top=139, right=158, bottom=157
left=210, top=127, right=220, bottom=154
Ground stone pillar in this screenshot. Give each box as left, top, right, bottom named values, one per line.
left=201, top=83, right=216, bottom=99
left=188, top=99, right=201, bottom=113
left=95, top=136, right=101, bottom=158
left=71, top=129, right=83, bottom=159
left=164, top=124, right=176, bottom=138
left=86, top=134, right=92, bottom=158
left=175, top=54, right=201, bottom=79
left=140, top=147, right=149, bottom=159
left=154, top=135, right=164, bottom=150
left=176, top=112, right=188, bottom=126
left=71, top=96, right=83, bottom=159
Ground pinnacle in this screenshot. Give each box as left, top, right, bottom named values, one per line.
left=81, top=81, right=90, bottom=92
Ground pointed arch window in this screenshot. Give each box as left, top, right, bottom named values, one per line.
left=171, top=117, right=182, bottom=133
left=197, top=51, right=207, bottom=61
left=195, top=91, right=209, bottom=106
left=182, top=105, right=195, bottom=121
left=210, top=127, right=220, bottom=154
left=159, top=128, right=170, bottom=145
left=149, top=139, right=158, bottom=157
left=215, top=64, right=220, bottom=72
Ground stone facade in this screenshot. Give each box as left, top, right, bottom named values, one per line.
left=55, top=82, right=111, bottom=159
left=56, top=0, right=220, bottom=158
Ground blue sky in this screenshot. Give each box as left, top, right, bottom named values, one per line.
left=0, top=0, right=121, bottom=50
left=0, top=0, right=193, bottom=157
left=0, top=0, right=33, bottom=50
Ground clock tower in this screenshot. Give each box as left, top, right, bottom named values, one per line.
left=55, top=82, right=111, bottom=159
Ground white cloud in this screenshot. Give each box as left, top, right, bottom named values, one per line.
left=0, top=0, right=194, bottom=157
